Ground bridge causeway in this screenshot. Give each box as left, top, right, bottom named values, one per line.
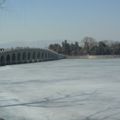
left=0, top=48, right=65, bottom=66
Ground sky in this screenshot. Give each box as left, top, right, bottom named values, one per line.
left=0, top=0, right=120, bottom=48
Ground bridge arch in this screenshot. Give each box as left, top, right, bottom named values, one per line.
left=17, top=53, right=21, bottom=62
left=12, top=53, right=16, bottom=64
left=28, top=52, right=31, bottom=60
left=6, top=54, right=11, bottom=64
left=32, top=52, right=36, bottom=60
left=37, top=52, right=40, bottom=59
left=0, top=55, right=5, bottom=65
left=45, top=52, right=48, bottom=59
left=41, top=52, right=44, bottom=59
left=22, top=52, right=26, bottom=61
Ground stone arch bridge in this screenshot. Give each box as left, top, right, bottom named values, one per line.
left=0, top=48, right=65, bottom=66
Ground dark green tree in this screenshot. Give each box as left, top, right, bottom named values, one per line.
left=62, top=40, right=71, bottom=55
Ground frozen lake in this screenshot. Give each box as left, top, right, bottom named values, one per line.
left=0, top=58, right=120, bottom=120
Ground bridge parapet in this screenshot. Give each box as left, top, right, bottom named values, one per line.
left=0, top=48, right=65, bottom=66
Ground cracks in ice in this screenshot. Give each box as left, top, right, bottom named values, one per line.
left=0, top=77, right=88, bottom=85
left=0, top=90, right=98, bottom=108
left=83, top=106, right=120, bottom=120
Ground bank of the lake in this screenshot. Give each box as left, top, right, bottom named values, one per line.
left=66, top=55, right=120, bottom=59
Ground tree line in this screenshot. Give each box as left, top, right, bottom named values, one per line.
left=48, top=37, right=120, bottom=56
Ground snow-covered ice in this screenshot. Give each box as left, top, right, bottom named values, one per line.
left=0, top=59, right=120, bottom=120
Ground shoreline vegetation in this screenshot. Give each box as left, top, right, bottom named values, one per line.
left=48, top=37, right=120, bottom=57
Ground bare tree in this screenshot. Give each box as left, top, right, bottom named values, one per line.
left=82, top=36, right=97, bottom=54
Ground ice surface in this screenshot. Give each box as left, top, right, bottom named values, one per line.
left=0, top=59, right=120, bottom=120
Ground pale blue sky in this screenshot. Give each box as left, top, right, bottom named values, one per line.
left=0, top=0, right=120, bottom=48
